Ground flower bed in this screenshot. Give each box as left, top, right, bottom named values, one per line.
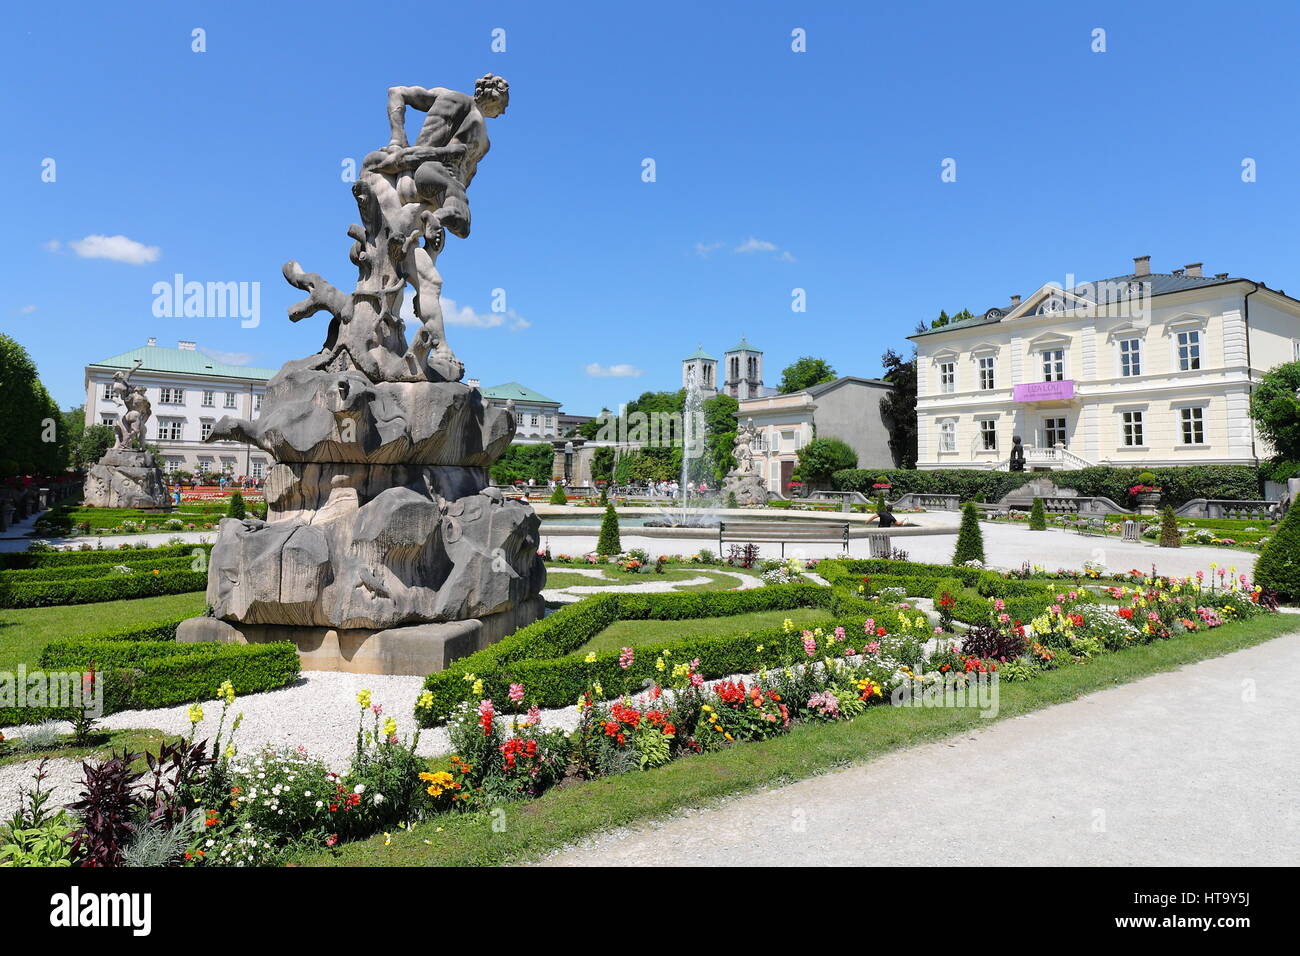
left=414, top=584, right=920, bottom=726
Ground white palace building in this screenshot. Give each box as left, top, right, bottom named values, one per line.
left=913, top=256, right=1300, bottom=471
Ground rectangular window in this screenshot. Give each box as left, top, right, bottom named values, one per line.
left=938, top=421, right=956, bottom=453
left=1042, top=349, right=1065, bottom=381
left=102, top=383, right=114, bottom=401
left=978, top=418, right=997, bottom=450
left=159, top=419, right=183, bottom=441
left=1119, top=338, right=1142, bottom=377
left=255, top=394, right=262, bottom=411
left=1044, top=417, right=1068, bottom=448
left=978, top=356, right=996, bottom=390
left=1121, top=410, right=1144, bottom=447
left=1180, top=406, right=1205, bottom=444
left=159, top=387, right=184, bottom=404
left=200, top=420, right=214, bottom=441
left=939, top=362, right=955, bottom=394
left=202, top=390, right=215, bottom=407
left=224, top=392, right=237, bottom=409
left=101, top=414, right=117, bottom=427
left=1177, top=329, right=1201, bottom=371
left=251, top=459, right=265, bottom=479
left=529, top=413, right=539, bottom=427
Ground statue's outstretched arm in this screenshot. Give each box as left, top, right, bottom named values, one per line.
left=385, top=85, right=452, bottom=147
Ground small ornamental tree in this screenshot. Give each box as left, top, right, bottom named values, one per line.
left=227, top=490, right=246, bottom=519
left=1028, top=497, right=1047, bottom=531
left=549, top=484, right=567, bottom=505
left=596, top=503, right=622, bottom=556
left=1158, top=506, right=1181, bottom=548
left=1255, top=502, right=1300, bottom=600
left=726, top=491, right=738, bottom=509
left=952, top=501, right=985, bottom=565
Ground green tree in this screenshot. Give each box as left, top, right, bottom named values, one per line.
left=596, top=503, right=622, bottom=555
left=490, top=443, right=554, bottom=485
left=1158, top=506, right=1181, bottom=548
left=227, top=489, right=247, bottom=519
left=1249, top=361, right=1300, bottom=462
left=879, top=347, right=917, bottom=468
left=0, top=334, right=67, bottom=477
left=1255, top=502, right=1300, bottom=600
left=796, top=437, right=858, bottom=487
left=73, top=423, right=115, bottom=470
left=952, top=501, right=985, bottom=565
left=1028, top=497, right=1047, bottom=530
left=549, top=483, right=568, bottom=504
left=778, top=357, right=837, bottom=394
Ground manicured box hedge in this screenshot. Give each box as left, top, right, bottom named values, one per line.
left=0, top=555, right=198, bottom=585
left=831, top=464, right=1261, bottom=508
left=0, top=566, right=207, bottom=608
left=416, top=584, right=919, bottom=726
left=2, top=615, right=299, bottom=725
left=0, top=543, right=210, bottom=571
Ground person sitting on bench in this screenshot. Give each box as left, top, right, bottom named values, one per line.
left=866, top=504, right=911, bottom=528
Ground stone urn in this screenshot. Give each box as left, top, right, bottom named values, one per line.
left=1134, top=490, right=1162, bottom=515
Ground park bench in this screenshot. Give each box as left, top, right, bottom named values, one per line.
left=718, top=518, right=850, bottom=558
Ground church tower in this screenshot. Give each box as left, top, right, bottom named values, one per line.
left=723, top=337, right=764, bottom=398
left=682, top=346, right=718, bottom=393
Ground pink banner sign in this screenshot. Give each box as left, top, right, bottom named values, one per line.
left=1013, top=379, right=1075, bottom=402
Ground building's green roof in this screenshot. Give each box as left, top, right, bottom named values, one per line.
left=682, top=345, right=716, bottom=361
left=726, top=336, right=761, bottom=353
left=480, top=381, right=560, bottom=405
left=88, top=344, right=276, bottom=380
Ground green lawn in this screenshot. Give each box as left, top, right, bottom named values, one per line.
left=577, top=606, right=829, bottom=654
left=0, top=590, right=206, bottom=670
left=543, top=564, right=760, bottom=593
left=300, top=612, right=1299, bottom=867
left=0, top=727, right=175, bottom=771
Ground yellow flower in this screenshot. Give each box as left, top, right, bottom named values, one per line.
left=216, top=680, right=236, bottom=704
left=655, top=656, right=666, bottom=672
left=584, top=652, right=596, bottom=663
left=416, top=690, right=434, bottom=711
left=186, top=704, right=204, bottom=725
left=382, top=717, right=398, bottom=738
left=592, top=682, right=603, bottom=697
left=756, top=644, right=764, bottom=653
left=384, top=832, right=392, bottom=846
left=471, top=679, right=484, bottom=697
left=783, top=618, right=794, bottom=632
left=357, top=689, right=372, bottom=710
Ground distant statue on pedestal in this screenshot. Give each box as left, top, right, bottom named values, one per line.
left=1009, top=435, right=1026, bottom=472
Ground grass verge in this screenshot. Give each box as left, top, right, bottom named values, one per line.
left=0, top=591, right=206, bottom=671
left=299, top=608, right=1299, bottom=867
left=577, top=607, right=828, bottom=654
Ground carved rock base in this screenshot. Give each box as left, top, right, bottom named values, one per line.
left=84, top=448, right=169, bottom=509
left=722, top=473, right=771, bottom=507
left=176, top=595, right=544, bottom=675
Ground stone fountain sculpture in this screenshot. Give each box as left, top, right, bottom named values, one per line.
left=84, top=359, right=169, bottom=508
left=722, top=417, right=770, bottom=506
left=177, top=75, right=546, bottom=675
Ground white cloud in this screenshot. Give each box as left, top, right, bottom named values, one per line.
left=42, top=240, right=61, bottom=253
left=585, top=362, right=644, bottom=378
left=200, top=348, right=256, bottom=366
left=734, top=237, right=778, bottom=254
left=694, top=241, right=724, bottom=257
left=65, top=234, right=161, bottom=265
left=18, top=304, right=36, bottom=314
left=399, top=295, right=529, bottom=331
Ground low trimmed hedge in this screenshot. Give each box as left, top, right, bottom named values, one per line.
left=0, top=543, right=210, bottom=571
left=0, top=554, right=199, bottom=585
left=831, top=464, right=1261, bottom=507
left=2, top=616, right=299, bottom=724
left=416, top=585, right=920, bottom=726
left=0, top=567, right=207, bottom=608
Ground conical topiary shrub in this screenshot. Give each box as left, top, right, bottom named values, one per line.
left=549, top=483, right=567, bottom=505
left=227, top=489, right=246, bottom=519
left=1158, top=506, right=1181, bottom=548
left=1255, top=503, right=1300, bottom=600
left=952, top=501, right=985, bottom=565
left=1028, top=497, right=1047, bottom=531
left=596, top=503, right=622, bottom=556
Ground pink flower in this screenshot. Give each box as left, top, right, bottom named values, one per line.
left=998, top=612, right=1010, bottom=623
left=618, top=647, right=635, bottom=670
left=1049, top=604, right=1062, bottom=615
left=526, top=704, right=541, bottom=725
left=994, top=599, right=1006, bottom=611
left=1068, top=591, right=1078, bottom=600
left=371, top=704, right=383, bottom=717
left=690, top=673, right=704, bottom=688
left=863, top=618, right=876, bottom=635
left=802, top=633, right=817, bottom=656
left=508, top=683, right=525, bottom=704
left=865, top=641, right=881, bottom=654
left=833, top=626, right=846, bottom=641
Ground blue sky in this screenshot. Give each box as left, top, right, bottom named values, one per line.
left=5, top=0, right=1300, bottom=412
